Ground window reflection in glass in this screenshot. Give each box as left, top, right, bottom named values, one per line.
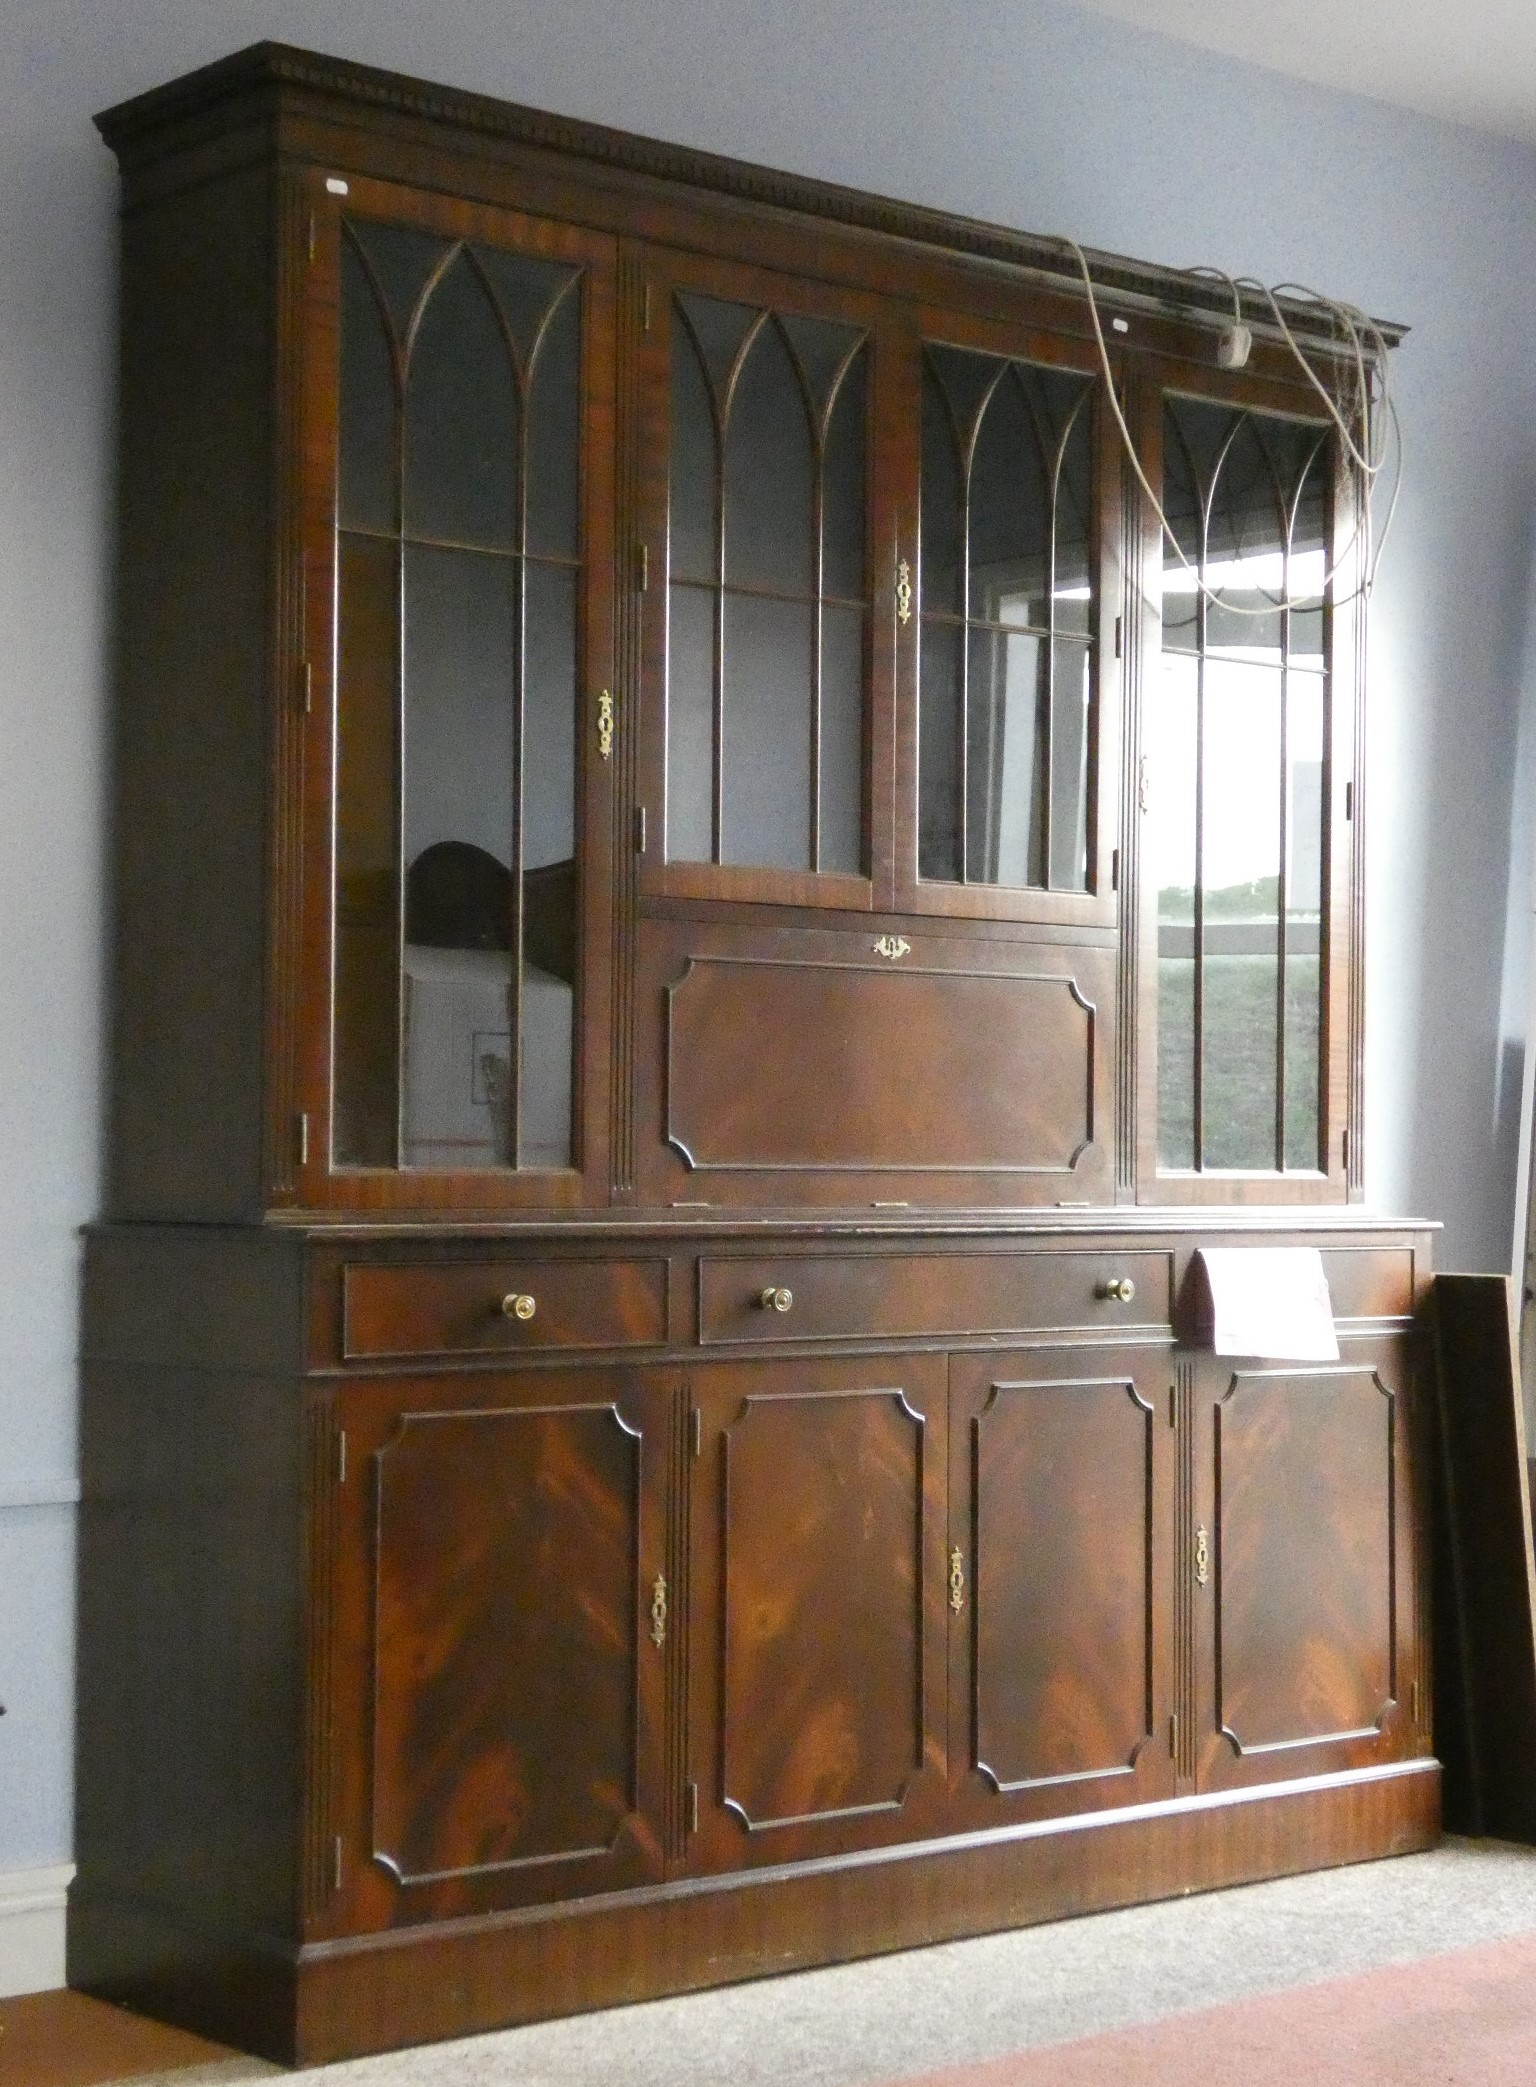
left=333, top=221, right=583, bottom=1172
left=666, top=292, right=868, bottom=876
left=1155, top=397, right=1330, bottom=1174
left=918, top=347, right=1095, bottom=891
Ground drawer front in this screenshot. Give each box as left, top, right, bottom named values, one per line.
left=1320, top=1246, right=1420, bottom=1322
left=342, top=1259, right=667, bottom=1360
left=698, top=1250, right=1173, bottom=1345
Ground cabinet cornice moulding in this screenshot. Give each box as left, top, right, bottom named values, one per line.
left=93, top=40, right=1406, bottom=359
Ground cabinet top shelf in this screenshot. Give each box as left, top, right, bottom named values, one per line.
left=94, top=39, right=1406, bottom=356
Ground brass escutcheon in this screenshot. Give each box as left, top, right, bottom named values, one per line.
left=650, top=1572, right=668, bottom=1648
left=895, top=558, right=913, bottom=626
left=874, top=935, right=911, bottom=960
left=948, top=1547, right=965, bottom=1612
left=1194, top=1525, right=1210, bottom=1587
left=597, top=688, right=615, bottom=760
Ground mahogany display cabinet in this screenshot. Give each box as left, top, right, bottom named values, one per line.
left=73, top=43, right=1438, bottom=2066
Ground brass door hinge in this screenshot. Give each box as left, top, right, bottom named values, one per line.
left=634, top=805, right=647, bottom=855
left=687, top=1780, right=699, bottom=1833
left=692, top=1407, right=702, bottom=1456
left=295, top=1112, right=310, bottom=1167
left=638, top=542, right=649, bottom=592
left=1169, top=1712, right=1178, bottom=1757
left=335, top=1429, right=347, bottom=1486
left=333, top=1835, right=343, bottom=1890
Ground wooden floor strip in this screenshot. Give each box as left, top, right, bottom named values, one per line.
left=0, top=1991, right=237, bottom=2087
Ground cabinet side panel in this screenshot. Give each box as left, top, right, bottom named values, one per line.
left=108, top=160, right=277, bottom=1219
left=71, top=1352, right=305, bottom=1972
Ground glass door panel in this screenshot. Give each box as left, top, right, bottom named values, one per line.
left=651, top=259, right=883, bottom=906
left=1154, top=396, right=1332, bottom=1180
left=917, top=346, right=1095, bottom=897
left=331, top=210, right=593, bottom=1178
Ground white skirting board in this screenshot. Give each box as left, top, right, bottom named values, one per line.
left=0, top=1863, right=74, bottom=1995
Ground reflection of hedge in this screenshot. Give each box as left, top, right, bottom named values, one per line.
left=1158, top=877, right=1320, bottom=923
left=1158, top=955, right=1320, bottom=1170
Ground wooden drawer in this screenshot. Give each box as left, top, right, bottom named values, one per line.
left=1321, top=1246, right=1420, bottom=1322
left=698, top=1250, right=1173, bottom=1345
left=342, top=1259, right=668, bottom=1361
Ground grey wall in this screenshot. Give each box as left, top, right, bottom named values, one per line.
left=4, top=0, right=1535, bottom=1880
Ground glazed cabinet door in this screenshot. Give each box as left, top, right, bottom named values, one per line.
left=636, top=247, right=896, bottom=910
left=321, top=1368, right=671, bottom=1932
left=898, top=306, right=1120, bottom=929
left=947, top=1347, right=1176, bottom=1827
left=1185, top=1330, right=1430, bottom=1793
left=682, top=1356, right=950, bottom=1870
left=294, top=174, right=618, bottom=1212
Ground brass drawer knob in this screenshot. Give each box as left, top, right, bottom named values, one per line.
left=501, top=1292, right=538, bottom=1322
left=1096, top=1277, right=1136, bottom=1304
left=758, top=1285, right=794, bottom=1314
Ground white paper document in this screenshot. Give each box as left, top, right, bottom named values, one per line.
left=1192, top=1247, right=1339, bottom=1361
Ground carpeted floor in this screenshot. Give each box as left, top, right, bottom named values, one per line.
left=16, top=1838, right=1536, bottom=2084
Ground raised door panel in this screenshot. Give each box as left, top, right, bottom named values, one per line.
left=685, top=1357, right=948, bottom=1870
left=1192, top=1333, right=1426, bottom=1792
left=947, top=1349, right=1175, bottom=1827
left=327, top=1370, right=670, bottom=1931
left=636, top=915, right=1116, bottom=1207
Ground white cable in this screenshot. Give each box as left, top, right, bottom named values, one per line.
left=1059, top=238, right=1403, bottom=615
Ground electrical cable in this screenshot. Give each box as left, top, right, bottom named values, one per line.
left=1059, top=237, right=1403, bottom=615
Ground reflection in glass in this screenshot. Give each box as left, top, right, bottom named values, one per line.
left=919, top=346, right=1095, bottom=892
left=333, top=219, right=583, bottom=1172
left=666, top=291, right=868, bottom=874
left=1155, top=396, right=1332, bottom=1174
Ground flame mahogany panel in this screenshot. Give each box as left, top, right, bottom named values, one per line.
left=1197, top=1356, right=1411, bottom=1790
left=947, top=1351, right=1175, bottom=1828
left=687, top=1357, right=950, bottom=1870
left=332, top=1376, right=668, bottom=1929
left=639, top=920, right=1115, bottom=1205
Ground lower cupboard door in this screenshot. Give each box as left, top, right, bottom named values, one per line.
left=947, top=1349, right=1177, bottom=1827
left=322, top=1371, right=671, bottom=1932
left=684, top=1357, right=951, bottom=1871
left=1190, top=1334, right=1429, bottom=1793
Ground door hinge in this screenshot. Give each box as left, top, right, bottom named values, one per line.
left=336, top=1428, right=347, bottom=1486
left=1169, top=1712, right=1178, bottom=1757
left=295, top=1112, right=310, bottom=1167
left=307, top=210, right=316, bottom=262
left=691, top=1406, right=702, bottom=1457
left=302, top=659, right=313, bottom=715
left=333, top=1836, right=343, bottom=1890
left=643, top=281, right=652, bottom=331
left=687, top=1780, right=699, bottom=1833
left=638, top=542, right=649, bottom=592
left=1169, top=1386, right=1177, bottom=1428
left=1411, top=1677, right=1421, bottom=1725
left=1111, top=846, right=1119, bottom=892
left=634, top=805, right=647, bottom=855
left=1114, top=613, right=1123, bottom=659
left=1342, top=1127, right=1350, bottom=1168
left=1345, top=779, right=1354, bottom=820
